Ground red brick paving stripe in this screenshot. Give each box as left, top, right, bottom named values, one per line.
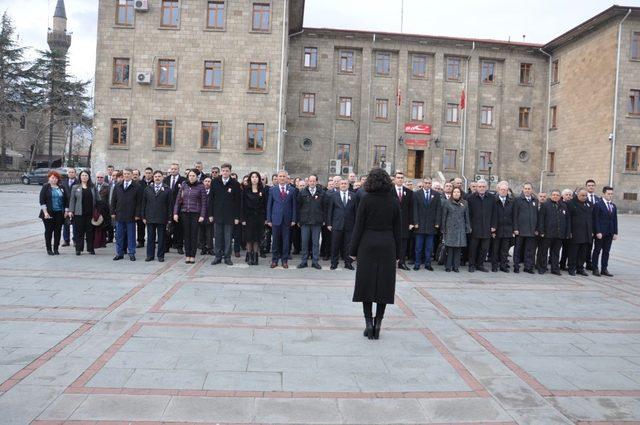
left=33, top=421, right=519, bottom=425
left=466, top=328, right=640, bottom=334
left=550, top=389, right=640, bottom=397
left=0, top=322, right=94, bottom=394
left=416, top=287, right=456, bottom=318
left=577, top=422, right=640, bottom=425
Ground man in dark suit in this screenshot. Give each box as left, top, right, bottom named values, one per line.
left=141, top=170, right=172, bottom=262
left=61, top=167, right=77, bottom=246
left=412, top=177, right=441, bottom=271
left=537, top=190, right=570, bottom=275
left=393, top=171, right=414, bottom=270
left=297, top=175, right=324, bottom=269
left=320, top=179, right=336, bottom=261
left=585, top=179, right=600, bottom=270
left=267, top=170, right=297, bottom=268
left=567, top=188, right=594, bottom=276
left=592, top=186, right=618, bottom=277
left=467, top=179, right=497, bottom=272
left=163, top=163, right=185, bottom=254
left=111, top=168, right=141, bottom=261
left=209, top=163, right=241, bottom=266
left=134, top=167, right=154, bottom=249
left=513, top=182, right=538, bottom=274
left=492, top=181, right=514, bottom=272
left=326, top=179, right=357, bottom=270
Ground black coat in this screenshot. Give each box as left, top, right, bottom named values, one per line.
left=61, top=177, right=77, bottom=194
left=38, top=183, right=69, bottom=219
left=350, top=192, right=401, bottom=304
left=412, top=189, right=442, bottom=235
left=110, top=181, right=141, bottom=222
left=467, top=192, right=497, bottom=239
left=513, top=194, right=539, bottom=237
left=567, top=198, right=594, bottom=244
left=141, top=184, right=172, bottom=224
left=494, top=196, right=515, bottom=238
left=537, top=200, right=570, bottom=240
left=392, top=186, right=414, bottom=238
left=163, top=174, right=185, bottom=208
left=326, top=190, right=357, bottom=231
left=209, top=177, right=241, bottom=225
left=297, top=187, right=325, bottom=225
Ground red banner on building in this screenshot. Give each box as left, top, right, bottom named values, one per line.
left=404, top=123, right=432, bottom=135
left=405, top=138, right=429, bottom=148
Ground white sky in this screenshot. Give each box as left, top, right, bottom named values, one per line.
left=0, top=0, right=637, bottom=84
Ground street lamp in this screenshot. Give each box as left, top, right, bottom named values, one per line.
left=487, top=159, right=494, bottom=191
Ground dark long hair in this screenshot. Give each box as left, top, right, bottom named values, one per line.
left=248, top=171, right=263, bottom=191
left=78, top=170, right=94, bottom=188
left=363, top=168, right=393, bottom=193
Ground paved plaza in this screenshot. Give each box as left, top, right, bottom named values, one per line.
left=0, top=185, right=638, bottom=424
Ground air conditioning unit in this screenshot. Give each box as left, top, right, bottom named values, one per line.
left=381, top=162, right=392, bottom=175
left=136, top=70, right=152, bottom=84
left=341, top=166, right=353, bottom=175
left=474, top=174, right=485, bottom=181
left=134, top=0, right=149, bottom=11
left=328, top=159, right=341, bottom=175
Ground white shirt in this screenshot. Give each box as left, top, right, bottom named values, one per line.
left=309, top=188, right=316, bottom=196
left=170, top=175, right=177, bottom=189
left=223, top=178, right=229, bottom=185
left=341, top=191, right=348, bottom=204
left=124, top=181, right=130, bottom=190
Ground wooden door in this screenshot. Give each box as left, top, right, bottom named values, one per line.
left=407, top=150, right=416, bottom=178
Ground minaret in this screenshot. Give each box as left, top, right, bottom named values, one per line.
left=47, top=0, right=71, bottom=54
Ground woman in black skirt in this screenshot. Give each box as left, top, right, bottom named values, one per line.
left=350, top=168, right=401, bottom=340
left=39, top=170, right=68, bottom=255
left=241, top=171, right=267, bottom=265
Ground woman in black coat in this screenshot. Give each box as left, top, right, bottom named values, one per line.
left=350, top=168, right=401, bottom=340
left=39, top=170, right=68, bottom=255
left=242, top=171, right=267, bottom=265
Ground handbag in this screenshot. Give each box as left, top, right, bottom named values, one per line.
left=436, top=242, right=447, bottom=265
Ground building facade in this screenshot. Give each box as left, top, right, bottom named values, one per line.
left=92, top=2, right=640, bottom=211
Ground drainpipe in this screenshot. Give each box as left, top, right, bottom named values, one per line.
left=539, top=48, right=552, bottom=192
left=461, top=41, right=475, bottom=190
left=276, top=0, right=289, bottom=172
left=610, top=8, right=632, bottom=186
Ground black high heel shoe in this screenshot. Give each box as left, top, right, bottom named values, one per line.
left=373, top=317, right=382, bottom=340
left=364, top=318, right=374, bottom=339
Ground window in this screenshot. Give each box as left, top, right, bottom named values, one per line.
left=155, top=120, right=173, bottom=148
left=303, top=47, right=317, bottom=69
left=411, top=101, right=424, bottom=121
left=375, top=52, right=390, bottom=76
left=158, top=59, right=176, bottom=88
left=252, top=3, right=270, bottom=32
left=111, top=119, right=127, bottom=145
left=301, top=93, right=315, bottom=115
left=411, top=54, right=427, bottom=78
left=443, top=149, right=457, bottom=171
left=628, top=90, right=640, bottom=115
left=201, top=121, right=220, bottom=150
left=160, top=0, right=180, bottom=28
left=632, top=32, right=640, bottom=60
left=551, top=60, right=559, bottom=83
left=623, top=192, right=638, bottom=201
left=478, top=151, right=492, bottom=172
left=373, top=145, right=387, bottom=166
left=375, top=98, right=389, bottom=120
left=112, top=58, right=130, bottom=86
left=480, top=106, right=493, bottom=127
left=116, top=0, right=134, bottom=26
left=518, top=107, right=531, bottom=129
left=203, top=61, right=223, bottom=90
left=337, top=143, right=350, bottom=166
left=548, top=151, right=555, bottom=173
left=481, top=61, right=495, bottom=84
left=446, top=103, right=459, bottom=124
left=520, top=63, right=532, bottom=85
left=19, top=115, right=25, bottom=129
left=206, top=1, right=225, bottom=30
left=247, top=123, right=264, bottom=151
left=446, top=57, right=461, bottom=81
left=339, top=50, right=354, bottom=73
left=338, top=97, right=352, bottom=118
left=249, top=62, right=268, bottom=91
left=550, top=105, right=558, bottom=129
left=626, top=145, right=639, bottom=171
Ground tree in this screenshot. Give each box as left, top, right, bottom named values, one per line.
left=0, top=12, right=36, bottom=170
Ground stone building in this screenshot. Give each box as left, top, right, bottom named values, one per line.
left=92, top=2, right=640, bottom=211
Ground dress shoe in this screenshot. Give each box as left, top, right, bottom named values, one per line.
left=297, top=263, right=308, bottom=269
left=177, top=248, right=184, bottom=255
left=577, top=270, right=589, bottom=276
left=145, top=257, right=154, bottom=262
left=468, top=266, right=475, bottom=273
left=586, top=264, right=593, bottom=271
left=252, top=253, right=259, bottom=266
left=592, top=269, right=601, bottom=277
left=282, top=262, right=289, bottom=269
left=344, top=263, right=355, bottom=270
left=413, top=264, right=420, bottom=271
left=88, top=250, right=96, bottom=255
left=525, top=269, right=535, bottom=274
left=426, top=265, right=434, bottom=271
left=601, top=269, right=613, bottom=277
left=373, top=317, right=382, bottom=340
left=47, top=249, right=54, bottom=255
left=260, top=252, right=267, bottom=258
left=312, top=263, right=322, bottom=270
left=270, top=262, right=277, bottom=268
left=477, top=266, right=489, bottom=273
left=113, top=255, right=124, bottom=261
left=129, top=255, right=136, bottom=261
left=158, top=257, right=164, bottom=262
left=224, top=259, right=233, bottom=266
left=551, top=270, right=562, bottom=276
left=61, top=241, right=70, bottom=247
left=445, top=268, right=451, bottom=272
left=211, top=258, right=222, bottom=265
left=53, top=248, right=60, bottom=255
left=453, top=268, right=460, bottom=273
left=234, top=251, right=241, bottom=258
left=491, top=267, right=498, bottom=272
left=364, top=318, right=374, bottom=339
left=538, top=269, right=546, bottom=275
left=398, top=264, right=410, bottom=271
left=330, top=265, right=337, bottom=270
left=513, top=268, right=520, bottom=274
left=136, top=242, right=144, bottom=248
left=76, top=251, right=81, bottom=256
left=568, top=271, right=576, bottom=276
left=201, top=249, right=207, bottom=256
left=500, top=267, right=510, bottom=273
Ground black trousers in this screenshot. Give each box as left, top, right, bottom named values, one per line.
left=560, top=239, right=570, bottom=269
left=106, top=224, right=114, bottom=243
left=233, top=223, right=243, bottom=253
left=592, top=234, right=613, bottom=271
left=291, top=225, right=301, bottom=254
left=397, top=237, right=410, bottom=265
left=43, top=211, right=65, bottom=251
left=468, top=237, right=490, bottom=268
left=168, top=220, right=183, bottom=250
left=74, top=214, right=94, bottom=253
left=330, top=229, right=352, bottom=266
left=513, top=236, right=536, bottom=271
left=181, top=212, right=200, bottom=257
left=491, top=237, right=511, bottom=270
left=446, top=246, right=461, bottom=270
left=568, top=242, right=589, bottom=273
left=198, top=222, right=213, bottom=252
left=407, top=230, right=415, bottom=262
left=136, top=219, right=145, bottom=245
left=146, top=223, right=166, bottom=259
left=215, top=223, right=234, bottom=260
left=535, top=236, right=544, bottom=269
left=363, top=302, right=387, bottom=319
left=320, top=226, right=332, bottom=258
left=586, top=237, right=595, bottom=269
left=260, top=225, right=272, bottom=255
left=538, top=238, right=563, bottom=272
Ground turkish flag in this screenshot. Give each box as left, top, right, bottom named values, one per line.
left=460, top=89, right=466, bottom=110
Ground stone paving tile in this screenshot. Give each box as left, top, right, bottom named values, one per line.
left=161, top=396, right=255, bottom=423
left=549, top=396, right=640, bottom=422
left=254, top=398, right=343, bottom=423
left=418, top=397, right=513, bottom=422
left=338, top=398, right=430, bottom=424
left=68, top=394, right=171, bottom=421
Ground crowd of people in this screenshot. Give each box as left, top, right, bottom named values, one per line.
left=38, top=162, right=619, bottom=278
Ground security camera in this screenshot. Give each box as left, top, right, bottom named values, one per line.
left=609, top=133, right=614, bottom=141
left=282, top=129, right=288, bottom=134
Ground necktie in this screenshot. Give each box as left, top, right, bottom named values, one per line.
left=171, top=176, right=175, bottom=189
left=342, top=192, right=347, bottom=206
left=425, top=190, right=430, bottom=205
left=280, top=186, right=286, bottom=200
left=155, top=185, right=160, bottom=194
left=124, top=182, right=129, bottom=190
left=398, top=188, right=402, bottom=202
left=608, top=202, right=612, bottom=213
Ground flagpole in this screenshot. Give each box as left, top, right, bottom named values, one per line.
left=400, top=0, right=404, bottom=33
